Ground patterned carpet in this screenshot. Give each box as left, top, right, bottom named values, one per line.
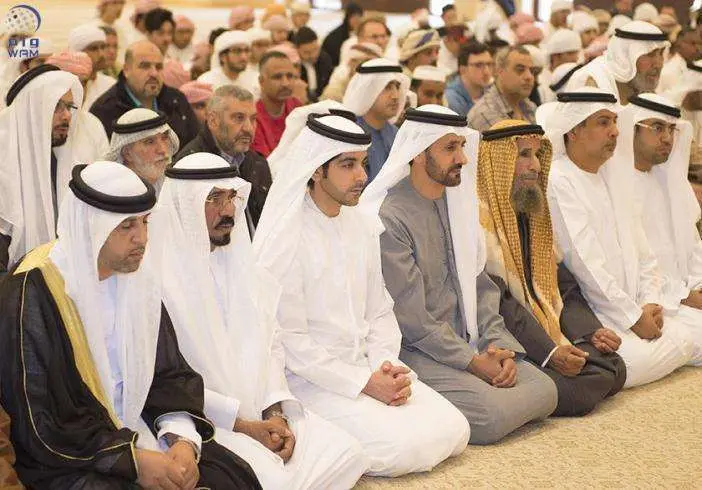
left=356, top=367, right=702, bottom=489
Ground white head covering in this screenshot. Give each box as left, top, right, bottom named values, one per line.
left=49, top=161, right=161, bottom=431
left=247, top=27, right=271, bottom=44
left=342, top=58, right=410, bottom=118
left=663, top=59, right=702, bottom=106
left=551, top=0, right=573, bottom=13
left=412, top=64, right=448, bottom=82
left=68, top=24, right=107, bottom=52
left=105, top=108, right=179, bottom=162
left=537, top=88, right=640, bottom=294
left=618, top=93, right=699, bottom=281
left=474, top=1, right=508, bottom=44
left=634, top=2, right=659, bottom=23
left=253, top=115, right=371, bottom=277
left=607, top=14, right=633, bottom=36
left=160, top=153, right=292, bottom=421
left=212, top=30, right=250, bottom=68
left=0, top=66, right=83, bottom=267
left=523, top=44, right=546, bottom=68
left=604, top=21, right=669, bottom=83
left=570, top=11, right=599, bottom=33
left=360, top=104, right=484, bottom=347
left=545, top=28, right=583, bottom=56
left=549, top=61, right=581, bottom=93
left=267, top=99, right=349, bottom=178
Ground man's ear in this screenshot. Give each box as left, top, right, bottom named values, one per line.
left=310, top=166, right=324, bottom=183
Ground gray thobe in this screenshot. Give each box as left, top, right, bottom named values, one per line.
left=379, top=177, right=558, bottom=445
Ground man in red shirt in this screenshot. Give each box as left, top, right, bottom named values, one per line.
left=253, top=51, right=303, bottom=157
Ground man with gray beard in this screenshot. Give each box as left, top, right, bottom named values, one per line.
left=175, top=85, right=272, bottom=231
left=477, top=119, right=627, bottom=417
left=105, top=108, right=179, bottom=194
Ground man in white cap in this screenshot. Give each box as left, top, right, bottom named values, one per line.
left=90, top=40, right=199, bottom=145
left=542, top=88, right=702, bottom=387
left=539, top=29, right=583, bottom=103
left=198, top=30, right=256, bottom=93
left=410, top=65, right=447, bottom=107
left=0, top=65, right=83, bottom=273
left=543, top=1, right=573, bottom=42
left=68, top=24, right=117, bottom=108
left=105, top=108, right=179, bottom=192
left=176, top=86, right=272, bottom=229
left=568, top=21, right=668, bottom=105
left=467, top=46, right=536, bottom=133
left=398, top=28, right=441, bottom=79
left=621, top=94, right=702, bottom=342
left=570, top=11, right=600, bottom=49
left=290, top=2, right=311, bottom=37
left=159, top=153, right=369, bottom=489
left=167, top=14, right=196, bottom=68
left=445, top=41, right=493, bottom=118
left=94, top=0, right=129, bottom=62
left=253, top=112, right=470, bottom=476
left=0, top=161, right=261, bottom=489
left=343, top=58, right=410, bottom=181
left=365, top=105, right=557, bottom=444
left=247, top=27, right=272, bottom=75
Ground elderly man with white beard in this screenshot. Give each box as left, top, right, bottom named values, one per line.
left=253, top=113, right=470, bottom=476
left=569, top=21, right=668, bottom=105
left=105, top=108, right=179, bottom=194
left=541, top=88, right=702, bottom=388
left=159, top=153, right=369, bottom=488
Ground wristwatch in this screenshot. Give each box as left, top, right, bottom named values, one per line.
left=163, top=433, right=201, bottom=464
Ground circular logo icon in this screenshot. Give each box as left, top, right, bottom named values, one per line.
left=4, top=4, right=41, bottom=36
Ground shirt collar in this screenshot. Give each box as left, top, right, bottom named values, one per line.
left=124, top=83, right=159, bottom=111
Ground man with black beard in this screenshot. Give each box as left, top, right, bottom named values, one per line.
left=176, top=85, right=272, bottom=231
left=0, top=65, right=83, bottom=273
left=477, top=119, right=627, bottom=417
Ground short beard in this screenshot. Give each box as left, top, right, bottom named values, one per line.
left=629, top=71, right=658, bottom=94
left=511, top=182, right=544, bottom=215
left=51, top=135, right=68, bottom=147
left=425, top=149, right=462, bottom=187
left=209, top=233, right=232, bottom=247
left=124, top=153, right=172, bottom=185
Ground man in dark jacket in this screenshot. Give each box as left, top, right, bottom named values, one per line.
left=295, top=26, right=334, bottom=101
left=90, top=40, right=199, bottom=146
left=320, top=2, right=364, bottom=67
left=175, top=85, right=271, bottom=231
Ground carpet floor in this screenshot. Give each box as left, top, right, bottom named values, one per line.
left=356, top=367, right=702, bottom=489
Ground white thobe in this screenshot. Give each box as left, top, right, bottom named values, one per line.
left=277, top=194, right=469, bottom=476
left=84, top=72, right=116, bottom=110
left=657, top=53, right=686, bottom=95
left=203, top=256, right=368, bottom=490
left=198, top=67, right=259, bottom=97
left=548, top=156, right=702, bottom=387
left=98, top=277, right=201, bottom=453
left=168, top=43, right=194, bottom=70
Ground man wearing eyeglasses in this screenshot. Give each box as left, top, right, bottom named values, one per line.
left=626, top=94, right=702, bottom=321
left=446, top=41, right=493, bottom=118
left=68, top=24, right=117, bottom=109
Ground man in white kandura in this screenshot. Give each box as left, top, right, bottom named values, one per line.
left=253, top=113, right=470, bottom=476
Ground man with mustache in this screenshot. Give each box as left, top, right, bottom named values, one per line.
left=105, top=108, right=179, bottom=194
left=198, top=30, right=258, bottom=94
left=252, top=51, right=303, bottom=158
left=541, top=88, right=702, bottom=388
left=366, top=105, right=557, bottom=445
left=254, top=113, right=470, bottom=476
left=477, top=119, right=626, bottom=417
left=467, top=46, right=536, bottom=133
left=159, top=153, right=369, bottom=489
left=176, top=85, right=272, bottom=230
left=67, top=24, right=117, bottom=109
left=568, top=21, right=668, bottom=105
left=343, top=58, right=410, bottom=182
left=0, top=65, right=84, bottom=274
left=90, top=40, right=199, bottom=146
left=0, top=161, right=261, bottom=489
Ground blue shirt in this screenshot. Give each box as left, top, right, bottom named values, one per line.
left=124, top=83, right=159, bottom=111
left=445, top=76, right=476, bottom=119
left=357, top=117, right=398, bottom=183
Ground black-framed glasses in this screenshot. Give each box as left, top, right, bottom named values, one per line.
left=54, top=100, right=78, bottom=114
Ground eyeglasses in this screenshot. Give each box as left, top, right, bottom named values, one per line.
left=205, top=192, right=244, bottom=209
left=467, top=62, right=494, bottom=70
left=636, top=122, right=679, bottom=138
left=54, top=100, right=78, bottom=114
